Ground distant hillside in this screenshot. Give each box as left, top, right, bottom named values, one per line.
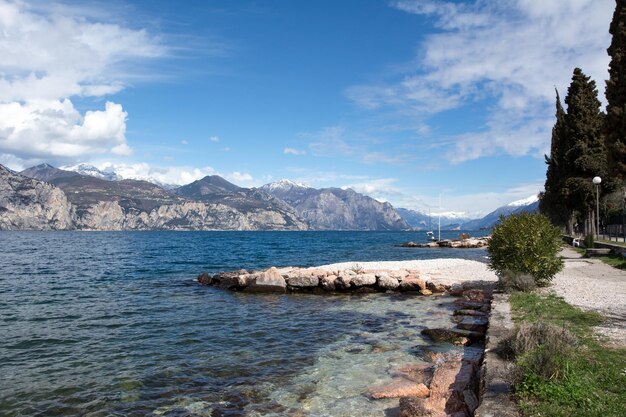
left=396, top=208, right=432, bottom=229
left=21, top=163, right=80, bottom=182
left=11, top=164, right=540, bottom=232
left=9, top=164, right=307, bottom=230
left=0, top=165, right=74, bottom=230
left=21, top=164, right=182, bottom=213
left=397, top=208, right=474, bottom=230
left=261, top=180, right=411, bottom=230
left=174, top=175, right=306, bottom=225
left=461, top=196, right=539, bottom=230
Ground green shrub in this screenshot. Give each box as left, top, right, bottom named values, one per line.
left=488, top=212, right=564, bottom=287
left=583, top=233, right=594, bottom=248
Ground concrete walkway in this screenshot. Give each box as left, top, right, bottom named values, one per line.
left=542, top=246, right=626, bottom=348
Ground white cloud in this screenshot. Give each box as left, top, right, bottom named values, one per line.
left=341, top=178, right=403, bottom=202
left=304, top=125, right=409, bottom=165
left=349, top=0, right=613, bottom=163
left=209, top=136, right=220, bottom=142
left=87, top=162, right=259, bottom=189
left=0, top=0, right=164, bottom=165
left=0, top=99, right=129, bottom=160
left=226, top=171, right=256, bottom=186
left=283, top=147, right=306, bottom=155
left=285, top=166, right=369, bottom=187
left=181, top=139, right=189, bottom=145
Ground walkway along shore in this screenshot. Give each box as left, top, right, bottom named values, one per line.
left=545, top=246, right=626, bottom=348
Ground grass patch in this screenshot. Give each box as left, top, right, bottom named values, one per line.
left=596, top=254, right=626, bottom=270
left=596, top=239, right=626, bottom=247
left=508, top=292, right=626, bottom=417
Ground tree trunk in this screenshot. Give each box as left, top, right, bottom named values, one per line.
left=566, top=211, right=575, bottom=235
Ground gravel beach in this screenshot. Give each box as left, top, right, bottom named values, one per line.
left=313, top=258, right=498, bottom=286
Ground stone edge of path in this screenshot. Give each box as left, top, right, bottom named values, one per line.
left=475, top=291, right=520, bottom=417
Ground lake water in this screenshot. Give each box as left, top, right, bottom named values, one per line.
left=0, top=231, right=488, bottom=416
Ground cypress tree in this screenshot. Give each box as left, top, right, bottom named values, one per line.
left=561, top=68, right=607, bottom=235
left=540, top=90, right=570, bottom=229
left=606, top=0, right=626, bottom=181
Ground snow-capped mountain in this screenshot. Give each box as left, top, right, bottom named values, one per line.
left=262, top=179, right=309, bottom=192
left=506, top=195, right=539, bottom=208
left=460, top=195, right=539, bottom=230
left=61, top=163, right=122, bottom=181
left=396, top=208, right=474, bottom=230
left=61, top=163, right=177, bottom=189
left=398, top=196, right=540, bottom=231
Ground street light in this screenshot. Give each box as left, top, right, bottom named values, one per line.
left=593, top=176, right=602, bottom=240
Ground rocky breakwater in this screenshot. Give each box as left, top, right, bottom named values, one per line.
left=198, top=266, right=451, bottom=294
left=401, top=237, right=490, bottom=249
left=367, top=285, right=493, bottom=417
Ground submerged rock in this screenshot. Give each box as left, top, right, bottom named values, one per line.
left=421, top=328, right=484, bottom=345
left=390, top=364, right=434, bottom=385
left=367, top=379, right=430, bottom=399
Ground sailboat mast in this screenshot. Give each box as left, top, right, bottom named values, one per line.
left=438, top=194, right=441, bottom=242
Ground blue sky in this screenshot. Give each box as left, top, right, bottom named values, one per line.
left=0, top=0, right=615, bottom=215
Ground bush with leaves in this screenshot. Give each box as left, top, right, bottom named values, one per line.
left=488, top=212, right=564, bottom=287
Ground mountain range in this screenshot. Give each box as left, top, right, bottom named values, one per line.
left=259, top=180, right=409, bottom=231
left=0, top=163, right=538, bottom=231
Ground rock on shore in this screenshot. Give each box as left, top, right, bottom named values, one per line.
left=401, top=237, right=490, bottom=249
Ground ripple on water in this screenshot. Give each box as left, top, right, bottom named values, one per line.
left=0, top=231, right=484, bottom=416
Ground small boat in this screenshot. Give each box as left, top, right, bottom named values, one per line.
left=426, top=231, right=434, bottom=236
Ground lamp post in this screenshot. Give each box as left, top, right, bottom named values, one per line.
left=593, top=176, right=602, bottom=240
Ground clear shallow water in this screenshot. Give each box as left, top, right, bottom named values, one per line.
left=0, top=231, right=487, bottom=416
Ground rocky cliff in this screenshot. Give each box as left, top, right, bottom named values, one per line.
left=73, top=201, right=306, bottom=230
left=0, top=165, right=74, bottom=230
left=3, top=164, right=307, bottom=231
left=261, top=180, right=411, bottom=230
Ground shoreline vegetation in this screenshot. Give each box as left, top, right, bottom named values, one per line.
left=508, top=292, right=626, bottom=416
left=486, top=211, right=625, bottom=417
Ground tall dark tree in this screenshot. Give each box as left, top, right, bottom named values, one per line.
left=606, top=0, right=626, bottom=182
left=561, top=68, right=608, bottom=235
left=540, top=90, right=570, bottom=229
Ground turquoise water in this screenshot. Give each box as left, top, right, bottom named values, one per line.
left=0, top=231, right=487, bottom=416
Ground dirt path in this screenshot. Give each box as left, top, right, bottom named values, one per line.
left=542, top=246, right=626, bottom=348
